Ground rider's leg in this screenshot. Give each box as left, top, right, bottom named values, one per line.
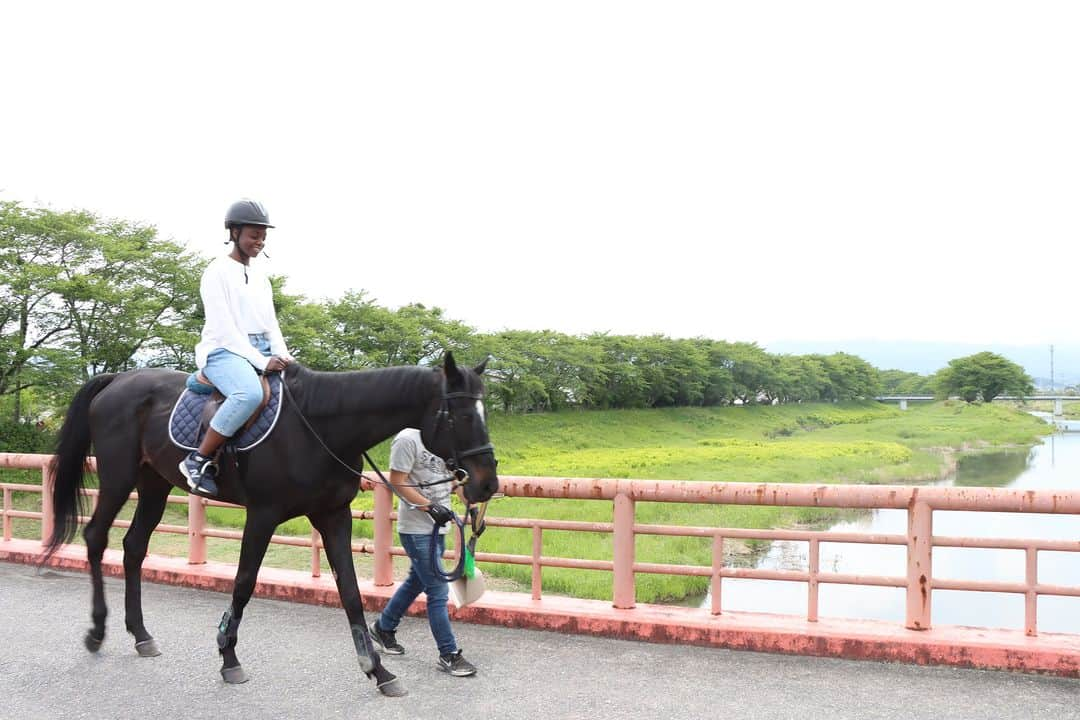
left=197, top=427, right=230, bottom=458
left=180, top=348, right=263, bottom=495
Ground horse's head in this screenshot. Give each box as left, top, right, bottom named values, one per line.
left=421, top=352, right=500, bottom=506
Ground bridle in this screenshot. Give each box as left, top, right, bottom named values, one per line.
left=423, top=376, right=496, bottom=582
left=423, top=378, right=495, bottom=489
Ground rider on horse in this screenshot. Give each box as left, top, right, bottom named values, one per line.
left=179, top=199, right=294, bottom=496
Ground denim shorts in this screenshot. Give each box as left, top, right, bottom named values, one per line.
left=202, top=334, right=271, bottom=437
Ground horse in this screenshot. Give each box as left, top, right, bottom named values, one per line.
left=44, top=352, right=499, bottom=698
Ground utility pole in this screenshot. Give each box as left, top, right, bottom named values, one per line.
left=1050, top=344, right=1055, bottom=393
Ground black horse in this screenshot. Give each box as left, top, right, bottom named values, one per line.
left=44, top=352, right=498, bottom=697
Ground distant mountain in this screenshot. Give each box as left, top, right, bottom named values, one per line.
left=764, top=340, right=1080, bottom=389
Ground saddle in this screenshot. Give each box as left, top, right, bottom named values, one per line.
left=168, top=371, right=284, bottom=453
left=189, top=371, right=272, bottom=433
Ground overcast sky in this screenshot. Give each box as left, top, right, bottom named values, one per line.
left=3, top=2, right=1078, bottom=347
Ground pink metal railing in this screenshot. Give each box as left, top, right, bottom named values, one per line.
left=3, top=453, right=1079, bottom=636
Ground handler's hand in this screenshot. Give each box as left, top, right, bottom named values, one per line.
left=265, top=356, right=289, bottom=373
left=426, top=504, right=455, bottom=527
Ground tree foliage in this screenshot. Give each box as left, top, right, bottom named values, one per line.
left=0, top=202, right=202, bottom=417
left=4, top=198, right=1022, bottom=428
left=933, top=352, right=1033, bottom=403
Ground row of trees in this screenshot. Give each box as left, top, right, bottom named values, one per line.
left=1, top=202, right=1034, bottom=423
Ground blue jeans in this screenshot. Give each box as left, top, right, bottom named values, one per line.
left=203, top=334, right=271, bottom=437
left=378, top=532, right=457, bottom=656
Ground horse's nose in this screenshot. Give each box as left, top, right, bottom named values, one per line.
left=466, top=460, right=499, bottom=503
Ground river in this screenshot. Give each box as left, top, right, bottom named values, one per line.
left=701, top=414, right=1080, bottom=634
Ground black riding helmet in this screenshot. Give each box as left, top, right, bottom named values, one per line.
left=224, top=199, right=274, bottom=229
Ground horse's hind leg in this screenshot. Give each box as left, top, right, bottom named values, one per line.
left=122, top=472, right=171, bottom=657
left=310, top=506, right=406, bottom=697
left=83, top=478, right=137, bottom=652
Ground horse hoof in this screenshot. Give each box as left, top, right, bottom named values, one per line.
left=84, top=631, right=103, bottom=653
left=135, top=639, right=161, bottom=657
left=221, top=665, right=249, bottom=684
left=377, top=678, right=408, bottom=697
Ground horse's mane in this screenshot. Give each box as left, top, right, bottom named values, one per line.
left=286, top=363, right=437, bottom=417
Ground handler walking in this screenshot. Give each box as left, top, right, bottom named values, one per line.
left=369, top=428, right=478, bottom=677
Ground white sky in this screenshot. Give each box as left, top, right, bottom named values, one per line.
left=2, top=2, right=1078, bottom=346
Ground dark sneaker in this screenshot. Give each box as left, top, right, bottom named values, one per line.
left=438, top=650, right=477, bottom=677
left=369, top=620, right=404, bottom=655
left=179, top=452, right=218, bottom=497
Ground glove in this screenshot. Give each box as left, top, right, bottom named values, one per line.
left=425, top=504, right=455, bottom=527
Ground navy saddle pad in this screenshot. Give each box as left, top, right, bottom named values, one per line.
left=168, top=373, right=284, bottom=452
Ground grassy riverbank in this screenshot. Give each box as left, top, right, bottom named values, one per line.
left=0, top=401, right=1050, bottom=602
left=473, top=400, right=1049, bottom=601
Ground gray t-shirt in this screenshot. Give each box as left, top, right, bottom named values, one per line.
left=390, top=428, right=453, bottom=535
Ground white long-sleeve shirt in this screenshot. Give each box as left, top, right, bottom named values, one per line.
left=194, top=255, right=291, bottom=371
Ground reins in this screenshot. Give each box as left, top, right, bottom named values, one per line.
left=279, top=371, right=488, bottom=582
left=279, top=379, right=458, bottom=492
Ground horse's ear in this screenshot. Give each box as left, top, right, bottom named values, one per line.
left=444, top=351, right=461, bottom=382
left=473, top=355, right=489, bottom=376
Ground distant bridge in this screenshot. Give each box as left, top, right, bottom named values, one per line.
left=877, top=395, right=1080, bottom=414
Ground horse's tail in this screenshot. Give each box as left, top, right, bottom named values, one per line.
left=43, top=373, right=119, bottom=561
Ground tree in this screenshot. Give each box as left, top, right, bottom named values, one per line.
left=0, top=202, right=204, bottom=416
left=722, top=342, right=775, bottom=404
left=774, top=354, right=829, bottom=403
left=468, top=332, right=549, bottom=412
left=323, top=292, right=475, bottom=370
left=271, top=281, right=336, bottom=370
left=583, top=334, right=647, bottom=409
left=818, top=353, right=880, bottom=400
left=0, top=202, right=78, bottom=418
left=470, top=330, right=603, bottom=412
left=54, top=213, right=204, bottom=379
left=879, top=368, right=933, bottom=396
left=934, top=352, right=1033, bottom=403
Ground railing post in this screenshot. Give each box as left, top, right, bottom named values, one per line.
left=187, top=494, right=207, bottom=565
left=41, top=463, right=54, bottom=548
left=3, top=487, right=11, bottom=541
left=1025, top=547, right=1038, bottom=637
left=311, top=527, right=322, bottom=578
left=613, top=492, right=636, bottom=609
left=905, top=500, right=932, bottom=630
left=532, top=525, right=543, bottom=600
left=373, top=483, right=394, bottom=586
left=808, top=538, right=820, bottom=622
left=710, top=534, right=723, bottom=615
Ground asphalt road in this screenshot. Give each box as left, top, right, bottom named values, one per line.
left=1, top=562, right=1077, bottom=720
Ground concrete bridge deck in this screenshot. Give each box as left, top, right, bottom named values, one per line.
left=3, top=562, right=1077, bottom=720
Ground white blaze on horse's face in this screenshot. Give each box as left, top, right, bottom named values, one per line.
left=475, top=399, right=486, bottom=424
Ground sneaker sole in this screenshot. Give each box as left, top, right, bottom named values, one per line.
left=369, top=625, right=404, bottom=655
left=376, top=644, right=404, bottom=656
left=180, top=462, right=217, bottom=497
left=438, top=663, right=476, bottom=677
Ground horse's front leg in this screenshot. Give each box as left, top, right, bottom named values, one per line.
left=216, top=507, right=277, bottom=684
left=310, top=506, right=407, bottom=697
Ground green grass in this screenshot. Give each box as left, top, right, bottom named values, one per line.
left=0, top=401, right=1050, bottom=603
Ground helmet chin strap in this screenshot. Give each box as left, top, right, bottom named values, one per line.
left=226, top=227, right=269, bottom=275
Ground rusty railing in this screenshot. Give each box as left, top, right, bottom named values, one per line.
left=3, top=452, right=1079, bottom=636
